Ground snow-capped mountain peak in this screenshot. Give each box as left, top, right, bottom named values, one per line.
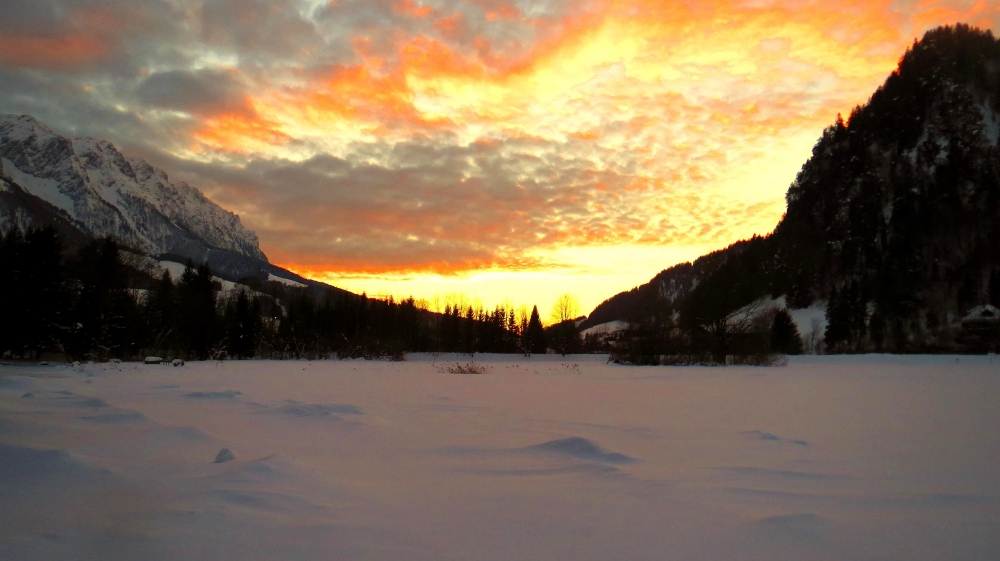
left=0, top=114, right=267, bottom=264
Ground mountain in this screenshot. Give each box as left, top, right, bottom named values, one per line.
left=579, top=240, right=753, bottom=330
left=586, top=24, right=1000, bottom=352
left=0, top=114, right=319, bottom=285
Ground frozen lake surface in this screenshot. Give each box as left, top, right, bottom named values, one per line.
left=1, top=354, right=998, bottom=560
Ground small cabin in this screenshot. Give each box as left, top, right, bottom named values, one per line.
left=961, top=305, right=1000, bottom=332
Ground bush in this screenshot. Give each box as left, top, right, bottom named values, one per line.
left=441, top=362, right=489, bottom=374
left=338, top=340, right=406, bottom=361
left=611, top=351, right=786, bottom=367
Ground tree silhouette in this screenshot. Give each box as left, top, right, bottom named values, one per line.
left=177, top=262, right=221, bottom=360
left=770, top=309, right=804, bottom=355
left=0, top=227, right=65, bottom=358
left=225, top=288, right=261, bottom=359
left=525, top=306, right=547, bottom=355
left=549, top=293, right=581, bottom=324
left=66, top=238, right=143, bottom=361
left=146, top=270, right=176, bottom=355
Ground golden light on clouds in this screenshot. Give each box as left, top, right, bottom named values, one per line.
left=3, top=0, right=997, bottom=318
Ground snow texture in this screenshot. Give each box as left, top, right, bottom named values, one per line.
left=267, top=273, right=307, bottom=288
left=0, top=114, right=265, bottom=261
left=155, top=261, right=249, bottom=294
left=1, top=355, right=998, bottom=561
left=1, top=157, right=75, bottom=213
left=580, top=320, right=628, bottom=338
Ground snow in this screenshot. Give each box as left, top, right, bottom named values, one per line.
left=580, top=320, right=628, bottom=338
left=268, top=273, right=307, bottom=288
left=1, top=114, right=266, bottom=262
left=0, top=114, right=58, bottom=144
left=1, top=355, right=998, bottom=560
left=154, top=261, right=240, bottom=292
left=788, top=301, right=827, bottom=338
left=963, top=304, right=1000, bottom=322
left=1, top=157, right=75, bottom=214
left=769, top=296, right=828, bottom=352
left=155, top=260, right=189, bottom=281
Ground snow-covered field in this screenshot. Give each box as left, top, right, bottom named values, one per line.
left=1, top=355, right=998, bottom=560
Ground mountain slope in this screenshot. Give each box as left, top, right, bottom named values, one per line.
left=0, top=114, right=321, bottom=283
left=579, top=239, right=754, bottom=330
left=0, top=114, right=265, bottom=262
left=589, top=24, right=1000, bottom=352
left=773, top=24, right=1000, bottom=350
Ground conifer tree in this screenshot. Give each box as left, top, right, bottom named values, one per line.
left=770, top=309, right=804, bottom=355
left=68, top=239, right=139, bottom=360
left=0, top=228, right=26, bottom=357
left=22, top=228, right=64, bottom=358
left=525, top=306, right=547, bottom=355
left=177, top=262, right=221, bottom=360
left=146, top=270, right=176, bottom=355
left=226, top=289, right=261, bottom=359
left=462, top=306, right=475, bottom=355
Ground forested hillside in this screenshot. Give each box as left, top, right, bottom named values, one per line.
left=592, top=24, right=1000, bottom=354
left=0, top=228, right=544, bottom=361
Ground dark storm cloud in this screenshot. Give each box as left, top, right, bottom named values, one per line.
left=0, top=0, right=188, bottom=74
left=0, top=0, right=63, bottom=35
left=0, top=67, right=154, bottom=142
left=200, top=0, right=320, bottom=60
left=136, top=69, right=252, bottom=117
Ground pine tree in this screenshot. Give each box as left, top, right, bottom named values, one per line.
left=68, top=239, right=139, bottom=360
left=525, top=306, right=547, bottom=355
left=770, top=309, right=804, bottom=355
left=177, top=262, right=221, bottom=360
left=989, top=270, right=1000, bottom=307
left=462, top=306, right=475, bottom=356
left=22, top=228, right=64, bottom=359
left=146, top=270, right=176, bottom=355
left=0, top=228, right=27, bottom=357
left=226, top=289, right=261, bottom=359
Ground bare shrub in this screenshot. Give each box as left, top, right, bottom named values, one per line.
left=441, top=362, right=489, bottom=374
left=339, top=342, right=406, bottom=361
left=611, top=352, right=786, bottom=367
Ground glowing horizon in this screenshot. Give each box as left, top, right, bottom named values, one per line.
left=1, top=0, right=997, bottom=320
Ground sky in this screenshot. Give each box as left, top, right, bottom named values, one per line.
left=0, top=0, right=998, bottom=320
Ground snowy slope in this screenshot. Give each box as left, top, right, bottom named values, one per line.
left=0, top=114, right=265, bottom=262
left=1, top=356, right=998, bottom=560
left=580, top=320, right=627, bottom=338
left=267, top=273, right=306, bottom=288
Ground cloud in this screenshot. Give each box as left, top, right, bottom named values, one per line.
left=201, top=0, right=320, bottom=60
left=0, top=35, right=110, bottom=70
left=154, top=131, right=783, bottom=276
left=136, top=69, right=253, bottom=118
left=0, top=0, right=997, bottom=287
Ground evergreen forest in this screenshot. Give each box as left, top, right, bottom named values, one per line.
left=0, top=228, right=552, bottom=362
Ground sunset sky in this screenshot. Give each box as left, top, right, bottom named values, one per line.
left=1, top=0, right=998, bottom=320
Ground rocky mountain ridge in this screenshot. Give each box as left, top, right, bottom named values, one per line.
left=0, top=114, right=294, bottom=282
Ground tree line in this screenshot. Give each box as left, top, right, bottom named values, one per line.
left=602, top=286, right=803, bottom=366
left=0, top=228, right=554, bottom=362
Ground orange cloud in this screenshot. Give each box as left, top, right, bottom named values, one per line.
left=194, top=111, right=292, bottom=153
left=434, top=13, right=466, bottom=40
left=0, top=35, right=110, bottom=69
left=491, top=4, right=523, bottom=21
left=394, top=0, right=434, bottom=18
left=94, top=0, right=998, bottom=286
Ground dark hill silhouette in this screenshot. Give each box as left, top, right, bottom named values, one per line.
left=586, top=24, right=1000, bottom=352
